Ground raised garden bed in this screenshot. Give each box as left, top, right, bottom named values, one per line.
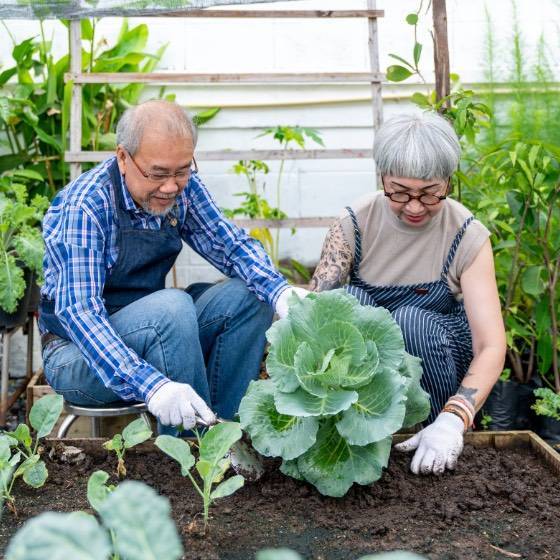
left=1, top=431, right=559, bottom=560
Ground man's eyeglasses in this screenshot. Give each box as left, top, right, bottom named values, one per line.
left=126, top=150, right=198, bottom=184
left=382, top=179, right=450, bottom=206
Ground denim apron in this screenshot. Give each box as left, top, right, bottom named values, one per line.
left=344, top=206, right=474, bottom=423
left=40, top=158, right=183, bottom=339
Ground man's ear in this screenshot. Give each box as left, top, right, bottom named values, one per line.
left=116, top=146, right=127, bottom=175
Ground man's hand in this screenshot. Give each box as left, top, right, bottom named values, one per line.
left=147, top=381, right=216, bottom=429
left=275, top=287, right=310, bottom=319
left=394, top=412, right=464, bottom=475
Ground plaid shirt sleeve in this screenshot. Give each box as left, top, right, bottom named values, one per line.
left=52, top=202, right=169, bottom=403
left=182, top=174, right=289, bottom=306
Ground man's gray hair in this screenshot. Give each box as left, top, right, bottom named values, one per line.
left=116, top=100, right=198, bottom=155
left=373, top=112, right=460, bottom=180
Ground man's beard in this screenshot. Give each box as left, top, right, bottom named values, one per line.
left=141, top=195, right=176, bottom=216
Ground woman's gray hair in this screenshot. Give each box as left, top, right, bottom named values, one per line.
left=116, top=100, right=198, bottom=155
left=373, top=112, right=460, bottom=180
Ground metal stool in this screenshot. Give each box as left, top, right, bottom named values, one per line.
left=57, top=401, right=151, bottom=438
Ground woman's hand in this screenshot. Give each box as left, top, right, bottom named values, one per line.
left=395, top=412, right=465, bottom=474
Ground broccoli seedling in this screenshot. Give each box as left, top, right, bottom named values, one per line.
left=103, top=417, right=152, bottom=478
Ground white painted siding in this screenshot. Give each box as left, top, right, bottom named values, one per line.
left=2, top=0, right=559, bottom=373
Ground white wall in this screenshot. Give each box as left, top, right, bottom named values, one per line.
left=2, top=0, right=560, bottom=373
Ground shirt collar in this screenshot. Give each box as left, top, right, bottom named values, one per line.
left=119, top=173, right=141, bottom=214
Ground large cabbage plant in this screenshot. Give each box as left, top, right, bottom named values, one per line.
left=239, top=289, right=430, bottom=497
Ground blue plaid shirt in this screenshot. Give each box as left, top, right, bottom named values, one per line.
left=40, top=156, right=288, bottom=402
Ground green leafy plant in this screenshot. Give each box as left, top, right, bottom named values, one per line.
left=0, top=18, right=169, bottom=199
left=103, top=417, right=152, bottom=479
left=238, top=290, right=430, bottom=497
left=479, top=412, right=493, bottom=431
left=155, top=422, right=244, bottom=531
left=5, top=480, right=183, bottom=560
left=0, top=185, right=48, bottom=314
left=385, top=2, right=426, bottom=83
left=0, top=394, right=63, bottom=514
left=532, top=388, right=560, bottom=422
left=224, top=156, right=312, bottom=283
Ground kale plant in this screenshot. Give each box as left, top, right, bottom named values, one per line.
left=155, top=422, right=245, bottom=531
left=532, top=388, right=560, bottom=421
left=239, top=290, right=430, bottom=497
left=0, top=394, right=63, bottom=514
left=103, top=417, right=152, bottom=478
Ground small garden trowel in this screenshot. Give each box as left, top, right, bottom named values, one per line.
left=195, top=416, right=265, bottom=482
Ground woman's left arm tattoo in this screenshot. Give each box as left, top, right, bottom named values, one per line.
left=456, top=385, right=478, bottom=407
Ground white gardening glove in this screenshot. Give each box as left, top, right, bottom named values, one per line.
left=275, top=286, right=310, bottom=319
left=395, top=412, right=464, bottom=475
left=147, top=381, right=216, bottom=429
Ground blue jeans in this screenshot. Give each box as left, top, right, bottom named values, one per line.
left=42, top=278, right=274, bottom=420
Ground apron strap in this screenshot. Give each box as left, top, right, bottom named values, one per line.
left=109, top=157, right=134, bottom=228
left=440, top=215, right=475, bottom=280
left=344, top=206, right=362, bottom=277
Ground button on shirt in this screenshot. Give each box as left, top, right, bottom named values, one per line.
left=40, top=157, right=288, bottom=402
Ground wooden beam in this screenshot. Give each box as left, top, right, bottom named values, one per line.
left=65, top=72, right=384, bottom=85
left=144, top=9, right=384, bottom=19
left=367, top=0, right=383, bottom=131
left=69, top=20, right=82, bottom=180
left=64, top=149, right=375, bottom=163
left=432, top=0, right=451, bottom=107
left=233, top=217, right=335, bottom=229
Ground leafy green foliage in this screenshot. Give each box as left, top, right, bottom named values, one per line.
left=0, top=394, right=63, bottom=514
left=239, top=290, right=430, bottom=497
left=532, top=388, right=560, bottom=421
left=385, top=5, right=426, bottom=84
left=0, top=183, right=48, bottom=313
left=102, top=417, right=152, bottom=479
left=0, top=19, right=168, bottom=200
left=155, top=422, right=245, bottom=530
left=87, top=470, right=116, bottom=512
left=223, top=155, right=311, bottom=283
left=6, top=481, right=183, bottom=560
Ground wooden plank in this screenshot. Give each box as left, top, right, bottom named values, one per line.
left=135, top=9, right=384, bottom=19
left=66, top=72, right=384, bottom=85
left=367, top=0, right=383, bottom=131
left=69, top=20, right=82, bottom=180
left=65, top=149, right=375, bottom=163
left=432, top=0, right=451, bottom=108
left=233, top=217, right=335, bottom=228
left=529, top=431, right=560, bottom=477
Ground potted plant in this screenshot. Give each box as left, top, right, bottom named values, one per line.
left=0, top=175, right=48, bottom=328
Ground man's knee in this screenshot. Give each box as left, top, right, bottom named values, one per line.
left=214, top=279, right=274, bottom=322
left=145, top=288, right=197, bottom=324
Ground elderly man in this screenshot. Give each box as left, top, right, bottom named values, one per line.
left=39, top=99, right=305, bottom=430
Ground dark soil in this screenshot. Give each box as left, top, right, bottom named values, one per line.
left=1, top=443, right=559, bottom=560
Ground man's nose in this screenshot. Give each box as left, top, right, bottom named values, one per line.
left=158, top=176, right=181, bottom=194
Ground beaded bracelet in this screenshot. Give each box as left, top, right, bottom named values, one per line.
left=442, top=404, right=470, bottom=432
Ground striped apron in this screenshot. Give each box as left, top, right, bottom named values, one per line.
left=345, top=207, right=474, bottom=424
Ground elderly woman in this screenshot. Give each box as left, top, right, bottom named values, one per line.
left=310, top=112, right=506, bottom=475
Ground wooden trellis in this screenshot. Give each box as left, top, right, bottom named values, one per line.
left=65, top=3, right=385, bottom=229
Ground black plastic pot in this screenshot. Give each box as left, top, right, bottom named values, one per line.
left=0, top=269, right=34, bottom=329
left=482, top=377, right=540, bottom=431
left=536, top=415, right=560, bottom=445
